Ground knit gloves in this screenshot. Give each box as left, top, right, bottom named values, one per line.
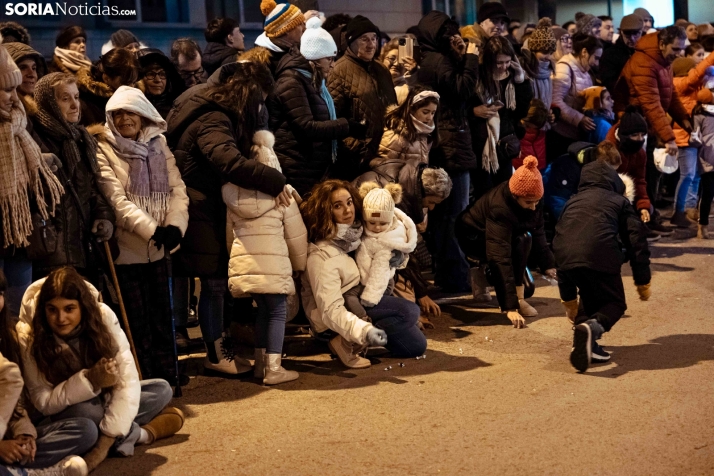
left=365, top=327, right=388, bottom=347
left=151, top=225, right=182, bottom=251
left=86, top=358, right=119, bottom=391
left=42, top=152, right=61, bottom=173
left=636, top=283, right=651, bottom=301
left=92, top=219, right=114, bottom=242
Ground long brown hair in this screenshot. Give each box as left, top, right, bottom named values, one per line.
left=479, top=36, right=517, bottom=104
left=299, top=180, right=363, bottom=243
left=0, top=269, right=20, bottom=366
left=30, top=267, right=117, bottom=386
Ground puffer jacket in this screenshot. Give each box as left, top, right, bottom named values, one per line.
left=373, top=120, right=433, bottom=168
left=76, top=67, right=115, bottom=126
left=552, top=53, right=593, bottom=139
left=605, top=124, right=651, bottom=212
left=599, top=36, right=634, bottom=93
left=517, top=128, right=547, bottom=170
left=223, top=131, right=307, bottom=297
left=458, top=181, right=555, bottom=311
left=415, top=11, right=479, bottom=172
left=694, top=105, right=714, bottom=173
left=356, top=208, right=417, bottom=306
left=673, top=53, right=714, bottom=146
left=328, top=48, right=398, bottom=180
left=93, top=87, right=189, bottom=265
left=0, top=353, right=26, bottom=440
left=554, top=160, right=650, bottom=285
left=614, top=33, right=689, bottom=143
left=269, top=49, right=350, bottom=196
left=301, top=240, right=376, bottom=346
left=165, top=83, right=286, bottom=277
left=202, top=42, right=240, bottom=76
left=29, top=112, right=115, bottom=276
left=17, top=278, right=141, bottom=439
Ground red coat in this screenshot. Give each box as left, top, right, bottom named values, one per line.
left=605, top=124, right=651, bottom=212
left=515, top=128, right=547, bottom=170
left=615, top=33, right=689, bottom=143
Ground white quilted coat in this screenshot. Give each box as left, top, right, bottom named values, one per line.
left=16, top=278, right=141, bottom=439
left=224, top=131, right=308, bottom=297
left=356, top=208, right=418, bottom=306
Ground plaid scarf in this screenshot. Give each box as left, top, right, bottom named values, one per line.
left=0, top=96, right=64, bottom=248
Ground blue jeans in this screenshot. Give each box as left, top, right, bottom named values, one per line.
left=50, top=379, right=172, bottom=457
left=432, top=170, right=470, bottom=292
left=0, top=256, right=32, bottom=318
left=173, top=277, right=225, bottom=342
left=366, top=296, right=427, bottom=358
left=253, top=294, right=287, bottom=354
left=0, top=418, right=97, bottom=473
left=674, top=147, right=700, bottom=212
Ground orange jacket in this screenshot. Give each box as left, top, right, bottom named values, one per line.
left=673, top=54, right=714, bottom=146
left=616, top=33, right=689, bottom=143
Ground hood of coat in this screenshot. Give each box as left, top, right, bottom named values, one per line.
left=76, top=66, right=115, bottom=99
left=275, top=48, right=311, bottom=77
left=416, top=11, right=457, bottom=54
left=567, top=141, right=597, bottom=164
left=635, top=32, right=668, bottom=68
left=104, top=85, right=166, bottom=144
left=19, top=276, right=101, bottom=325
left=363, top=208, right=418, bottom=253
left=203, top=42, right=240, bottom=71
left=165, top=83, right=228, bottom=142
left=578, top=160, right=626, bottom=195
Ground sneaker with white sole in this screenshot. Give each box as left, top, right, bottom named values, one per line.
left=570, top=323, right=592, bottom=373
left=328, top=335, right=370, bottom=369
left=27, top=456, right=88, bottom=476
left=591, top=342, right=611, bottom=363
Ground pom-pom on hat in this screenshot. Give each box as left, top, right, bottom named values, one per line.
left=260, top=0, right=305, bottom=39
left=359, top=182, right=402, bottom=225
left=301, top=17, right=337, bottom=60
left=528, top=17, right=556, bottom=54
left=509, top=156, right=544, bottom=199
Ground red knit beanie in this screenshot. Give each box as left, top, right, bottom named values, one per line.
left=509, top=156, right=544, bottom=199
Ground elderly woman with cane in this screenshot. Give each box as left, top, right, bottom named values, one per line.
left=91, top=85, right=189, bottom=384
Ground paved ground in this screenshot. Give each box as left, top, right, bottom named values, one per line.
left=96, top=236, right=714, bottom=476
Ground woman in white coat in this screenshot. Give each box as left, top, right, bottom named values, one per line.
left=223, top=130, right=308, bottom=385
left=16, top=267, right=184, bottom=472
left=91, top=86, right=189, bottom=382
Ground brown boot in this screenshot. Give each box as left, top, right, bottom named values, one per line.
left=141, top=407, right=185, bottom=444
left=83, top=434, right=115, bottom=472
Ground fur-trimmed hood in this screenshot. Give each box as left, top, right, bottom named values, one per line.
left=238, top=46, right=273, bottom=65
left=619, top=173, right=635, bottom=204
left=76, top=67, right=114, bottom=98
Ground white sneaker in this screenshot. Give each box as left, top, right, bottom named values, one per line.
left=204, top=332, right=252, bottom=375
left=27, top=456, right=88, bottom=476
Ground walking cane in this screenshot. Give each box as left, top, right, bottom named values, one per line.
left=164, top=248, right=183, bottom=397
left=103, top=241, right=143, bottom=380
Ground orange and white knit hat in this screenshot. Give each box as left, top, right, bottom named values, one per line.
left=509, top=156, right=544, bottom=199
left=260, top=0, right=304, bottom=38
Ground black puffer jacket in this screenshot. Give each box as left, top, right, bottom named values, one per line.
left=165, top=84, right=286, bottom=277
left=202, top=42, right=240, bottom=76
left=598, top=36, right=634, bottom=94
left=458, top=181, right=555, bottom=310
left=327, top=48, right=397, bottom=180
left=269, top=49, right=350, bottom=196
left=553, top=160, right=650, bottom=284
left=30, top=126, right=115, bottom=276
left=415, top=11, right=479, bottom=172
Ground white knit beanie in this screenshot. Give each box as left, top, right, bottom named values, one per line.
left=359, top=182, right=402, bottom=225
left=300, top=17, right=337, bottom=61
left=0, top=40, right=22, bottom=90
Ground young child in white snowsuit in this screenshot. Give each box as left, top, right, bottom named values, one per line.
left=354, top=182, right=418, bottom=309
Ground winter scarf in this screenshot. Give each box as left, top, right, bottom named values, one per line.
left=53, top=47, right=91, bottom=72
left=332, top=221, right=363, bottom=253
left=33, top=73, right=99, bottom=178
left=298, top=68, right=338, bottom=162
left=410, top=115, right=435, bottom=135
left=0, top=97, right=64, bottom=248
left=104, top=86, right=170, bottom=224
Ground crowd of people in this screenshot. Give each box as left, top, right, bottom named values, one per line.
left=1, top=0, right=712, bottom=473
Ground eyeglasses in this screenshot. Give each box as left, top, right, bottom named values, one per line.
left=385, top=55, right=398, bottom=65
left=145, top=70, right=166, bottom=80
left=179, top=67, right=204, bottom=79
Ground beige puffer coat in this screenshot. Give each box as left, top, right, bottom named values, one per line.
left=224, top=131, right=308, bottom=297
left=373, top=122, right=433, bottom=169
left=0, top=353, right=24, bottom=439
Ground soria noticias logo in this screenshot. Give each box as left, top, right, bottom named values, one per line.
left=4, top=3, right=137, bottom=16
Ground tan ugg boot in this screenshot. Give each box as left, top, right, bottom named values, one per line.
left=83, top=434, right=115, bottom=472
left=263, top=354, right=299, bottom=385
left=698, top=224, right=710, bottom=239
left=561, top=299, right=579, bottom=324
left=141, top=407, right=185, bottom=445
left=516, top=285, right=538, bottom=317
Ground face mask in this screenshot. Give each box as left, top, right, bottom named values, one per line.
left=620, top=137, right=645, bottom=154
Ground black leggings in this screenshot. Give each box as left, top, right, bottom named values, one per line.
left=699, top=171, right=714, bottom=226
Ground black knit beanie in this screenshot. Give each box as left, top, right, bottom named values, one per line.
left=345, top=15, right=379, bottom=45
left=619, top=106, right=648, bottom=136
left=56, top=25, right=86, bottom=48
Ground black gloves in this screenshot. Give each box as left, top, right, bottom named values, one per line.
left=151, top=225, right=182, bottom=251
left=348, top=119, right=368, bottom=139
